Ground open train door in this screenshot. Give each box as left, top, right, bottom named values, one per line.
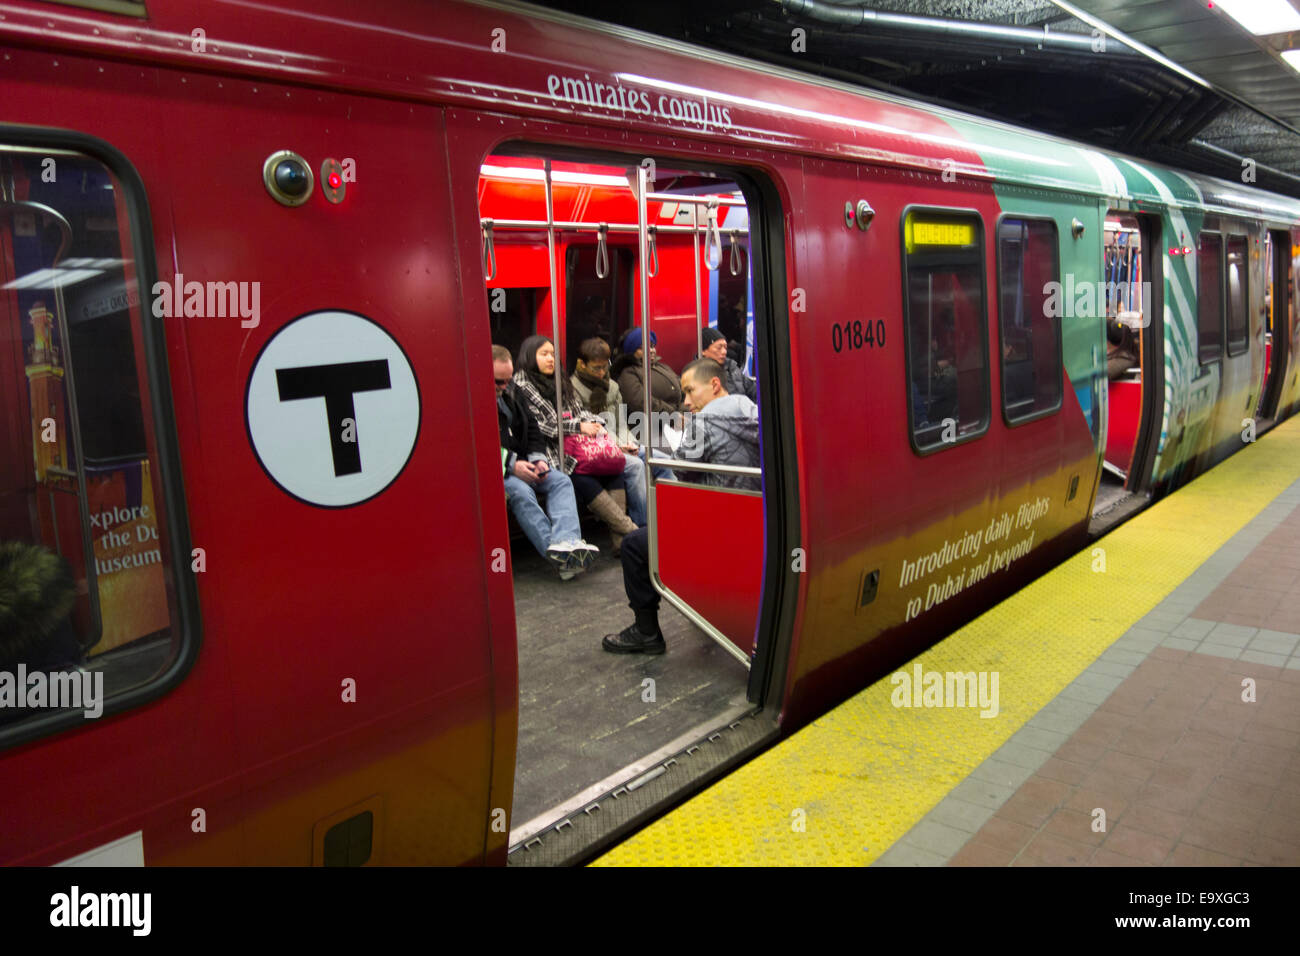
left=1101, top=211, right=1164, bottom=495
left=1258, top=229, right=1293, bottom=423
left=470, top=144, right=797, bottom=859
left=628, top=162, right=789, bottom=702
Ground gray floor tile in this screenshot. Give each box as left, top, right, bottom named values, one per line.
left=1197, top=643, right=1242, bottom=659
left=1239, top=650, right=1289, bottom=667
left=901, top=819, right=974, bottom=857
left=1207, top=623, right=1258, bottom=648
left=1173, top=618, right=1216, bottom=640
left=925, top=797, right=997, bottom=834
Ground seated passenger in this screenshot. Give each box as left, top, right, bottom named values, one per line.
left=0, top=540, right=83, bottom=725
left=494, top=345, right=596, bottom=580
left=910, top=379, right=929, bottom=428
left=613, top=328, right=683, bottom=420
left=601, top=358, right=761, bottom=655
left=573, top=335, right=675, bottom=481
left=513, top=335, right=646, bottom=555
left=1106, top=317, right=1138, bottom=380
left=571, top=336, right=617, bottom=418
left=928, top=338, right=958, bottom=424
left=670, top=358, right=761, bottom=492
left=701, top=327, right=757, bottom=403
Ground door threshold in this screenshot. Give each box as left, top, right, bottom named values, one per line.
left=509, top=700, right=755, bottom=849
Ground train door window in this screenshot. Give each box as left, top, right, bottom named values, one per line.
left=476, top=150, right=766, bottom=845
left=0, top=140, right=188, bottom=742
left=1225, top=235, right=1249, bottom=357
left=565, top=245, right=633, bottom=363
left=1197, top=232, right=1224, bottom=363
left=996, top=217, right=1061, bottom=423
left=488, top=286, right=549, bottom=362
left=901, top=207, right=989, bottom=451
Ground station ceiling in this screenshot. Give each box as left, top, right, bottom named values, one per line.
left=530, top=0, right=1300, bottom=200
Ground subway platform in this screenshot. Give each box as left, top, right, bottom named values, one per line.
left=593, top=416, right=1300, bottom=866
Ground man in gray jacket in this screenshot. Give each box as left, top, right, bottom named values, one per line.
left=672, top=357, right=761, bottom=491
left=601, top=358, right=761, bottom=656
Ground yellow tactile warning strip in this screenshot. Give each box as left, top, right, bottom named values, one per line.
left=592, top=416, right=1300, bottom=866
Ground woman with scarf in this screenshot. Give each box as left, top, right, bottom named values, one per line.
left=514, top=335, right=646, bottom=555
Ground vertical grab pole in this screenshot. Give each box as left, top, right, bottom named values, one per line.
left=544, top=160, right=565, bottom=444
left=635, top=164, right=657, bottom=569
left=693, top=206, right=703, bottom=357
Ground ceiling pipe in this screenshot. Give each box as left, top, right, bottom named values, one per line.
left=1191, top=140, right=1300, bottom=189
left=776, top=0, right=1135, bottom=55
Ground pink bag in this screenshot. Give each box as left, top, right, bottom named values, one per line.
left=564, top=432, right=626, bottom=475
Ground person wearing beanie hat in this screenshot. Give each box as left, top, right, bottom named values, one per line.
left=612, top=326, right=682, bottom=426
left=700, top=328, right=757, bottom=403
left=622, top=327, right=655, bottom=355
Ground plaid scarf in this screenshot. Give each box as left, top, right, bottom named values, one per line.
left=512, top=370, right=599, bottom=472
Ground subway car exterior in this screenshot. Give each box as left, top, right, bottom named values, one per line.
left=0, top=0, right=1297, bottom=866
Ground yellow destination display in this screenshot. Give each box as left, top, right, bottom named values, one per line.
left=908, top=217, right=976, bottom=251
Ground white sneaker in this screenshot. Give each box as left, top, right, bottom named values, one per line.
left=569, top=539, right=599, bottom=568
left=546, top=541, right=575, bottom=567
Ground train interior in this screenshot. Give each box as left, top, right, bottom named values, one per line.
left=477, top=151, right=765, bottom=844
left=1095, top=212, right=1149, bottom=516
left=1258, top=231, right=1293, bottom=422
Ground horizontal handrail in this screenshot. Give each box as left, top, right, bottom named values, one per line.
left=646, top=458, right=761, bottom=477
left=479, top=217, right=747, bottom=237
left=644, top=192, right=745, bottom=207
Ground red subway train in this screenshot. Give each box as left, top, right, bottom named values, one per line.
left=0, top=0, right=1297, bottom=866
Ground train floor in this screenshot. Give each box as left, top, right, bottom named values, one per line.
left=594, top=415, right=1300, bottom=866
left=509, top=521, right=750, bottom=839
left=1092, top=470, right=1130, bottom=516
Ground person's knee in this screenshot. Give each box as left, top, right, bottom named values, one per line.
left=505, top=479, right=538, bottom=508
left=622, top=526, right=649, bottom=559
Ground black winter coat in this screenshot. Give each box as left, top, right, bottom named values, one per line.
left=497, top=383, right=546, bottom=475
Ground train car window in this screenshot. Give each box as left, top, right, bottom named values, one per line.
left=489, top=286, right=545, bottom=361
left=1225, top=235, right=1249, bottom=357
left=1197, top=232, right=1224, bottom=363
left=566, top=245, right=634, bottom=363
left=901, top=208, right=990, bottom=451
left=0, top=143, right=183, bottom=742
left=996, top=218, right=1062, bottom=424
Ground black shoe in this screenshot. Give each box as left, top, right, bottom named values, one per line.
left=602, top=623, right=666, bottom=655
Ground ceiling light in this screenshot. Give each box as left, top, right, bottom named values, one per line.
left=1283, top=50, right=1300, bottom=73
left=479, top=165, right=632, bottom=188
left=1212, top=0, right=1300, bottom=36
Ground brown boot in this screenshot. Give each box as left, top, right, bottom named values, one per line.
left=589, top=489, right=637, bottom=556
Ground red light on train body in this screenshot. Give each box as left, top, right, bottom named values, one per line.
left=320, top=157, right=346, bottom=204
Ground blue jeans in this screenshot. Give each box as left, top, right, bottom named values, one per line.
left=636, top=446, right=676, bottom=483
left=504, top=467, right=582, bottom=559
left=622, top=453, right=647, bottom=527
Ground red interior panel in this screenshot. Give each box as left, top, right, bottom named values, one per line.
left=655, top=481, right=764, bottom=657
left=1106, top=379, right=1142, bottom=473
